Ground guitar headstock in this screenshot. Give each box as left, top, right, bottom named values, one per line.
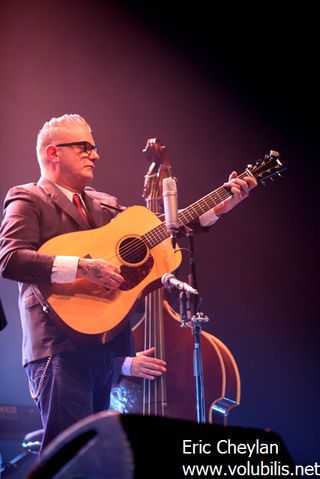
left=246, top=150, right=286, bottom=185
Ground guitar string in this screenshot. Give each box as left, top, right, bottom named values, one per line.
left=104, top=165, right=266, bottom=265
left=99, top=196, right=231, bottom=265
left=99, top=184, right=235, bottom=265
left=95, top=170, right=254, bottom=266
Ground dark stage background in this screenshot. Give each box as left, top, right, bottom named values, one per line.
left=0, top=0, right=319, bottom=470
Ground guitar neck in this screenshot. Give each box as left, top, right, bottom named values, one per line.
left=178, top=170, right=249, bottom=225
left=143, top=169, right=250, bottom=248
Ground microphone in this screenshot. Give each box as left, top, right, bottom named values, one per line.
left=161, top=273, right=198, bottom=295
left=163, top=177, right=179, bottom=248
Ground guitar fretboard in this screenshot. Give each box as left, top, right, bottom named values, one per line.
left=143, top=171, right=249, bottom=248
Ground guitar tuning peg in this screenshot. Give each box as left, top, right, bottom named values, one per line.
left=277, top=172, right=282, bottom=177
left=269, top=176, right=274, bottom=182
left=261, top=179, right=266, bottom=186
left=269, top=149, right=280, bottom=158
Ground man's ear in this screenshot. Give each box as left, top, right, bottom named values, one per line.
left=46, top=145, right=59, bottom=164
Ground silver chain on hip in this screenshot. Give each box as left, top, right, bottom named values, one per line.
left=28, top=355, right=52, bottom=400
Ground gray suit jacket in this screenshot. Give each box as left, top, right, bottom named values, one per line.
left=0, top=178, right=133, bottom=367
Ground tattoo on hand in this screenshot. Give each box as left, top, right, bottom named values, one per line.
left=87, top=264, right=103, bottom=279
left=80, top=261, right=103, bottom=280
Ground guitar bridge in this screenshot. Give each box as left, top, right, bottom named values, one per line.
left=120, top=256, right=154, bottom=291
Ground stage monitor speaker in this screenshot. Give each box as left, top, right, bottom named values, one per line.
left=27, top=410, right=133, bottom=479
left=27, top=411, right=295, bottom=479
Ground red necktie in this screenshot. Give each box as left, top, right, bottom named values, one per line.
left=73, top=193, right=90, bottom=225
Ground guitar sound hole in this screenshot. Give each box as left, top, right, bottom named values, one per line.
left=119, top=237, right=148, bottom=265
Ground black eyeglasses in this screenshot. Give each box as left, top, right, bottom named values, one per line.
left=55, top=141, right=98, bottom=156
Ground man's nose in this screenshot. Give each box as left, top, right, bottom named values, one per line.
left=90, top=149, right=100, bottom=161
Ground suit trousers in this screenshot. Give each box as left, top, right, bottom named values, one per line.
left=25, top=347, right=114, bottom=452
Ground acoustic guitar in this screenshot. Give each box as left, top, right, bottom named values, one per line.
left=37, top=150, right=285, bottom=337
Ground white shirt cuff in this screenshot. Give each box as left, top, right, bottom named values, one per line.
left=121, top=356, right=133, bottom=376
left=199, top=209, right=220, bottom=227
left=51, top=256, right=80, bottom=283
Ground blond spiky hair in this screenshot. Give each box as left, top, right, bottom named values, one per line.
left=36, top=114, right=91, bottom=170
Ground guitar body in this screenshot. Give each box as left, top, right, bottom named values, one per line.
left=38, top=205, right=182, bottom=335
left=37, top=150, right=285, bottom=338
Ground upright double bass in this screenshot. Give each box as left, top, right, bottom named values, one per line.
left=111, top=139, right=241, bottom=424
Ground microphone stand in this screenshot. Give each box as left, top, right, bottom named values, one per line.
left=184, top=230, right=209, bottom=423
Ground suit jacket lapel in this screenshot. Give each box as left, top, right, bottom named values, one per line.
left=37, top=178, right=90, bottom=229
left=82, top=192, right=104, bottom=227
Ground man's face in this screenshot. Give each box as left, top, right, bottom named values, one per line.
left=53, top=123, right=100, bottom=191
